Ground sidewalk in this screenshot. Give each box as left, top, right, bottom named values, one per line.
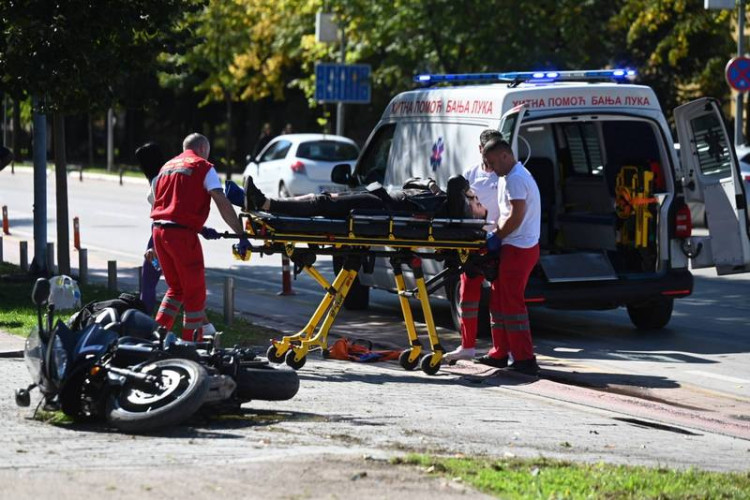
left=0, top=330, right=24, bottom=358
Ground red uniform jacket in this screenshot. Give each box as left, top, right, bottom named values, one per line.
left=150, top=150, right=212, bottom=232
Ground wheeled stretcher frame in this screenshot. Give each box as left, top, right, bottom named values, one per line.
left=234, top=210, right=488, bottom=375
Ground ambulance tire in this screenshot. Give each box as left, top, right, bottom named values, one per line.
left=332, top=256, right=370, bottom=310
left=626, top=298, right=673, bottom=330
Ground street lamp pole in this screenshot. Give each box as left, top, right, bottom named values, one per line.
left=336, top=26, right=346, bottom=136
left=736, top=0, right=746, bottom=146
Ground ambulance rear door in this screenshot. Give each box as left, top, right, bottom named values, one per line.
left=673, top=97, right=750, bottom=275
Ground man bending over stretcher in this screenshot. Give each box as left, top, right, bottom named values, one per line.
left=228, top=174, right=488, bottom=221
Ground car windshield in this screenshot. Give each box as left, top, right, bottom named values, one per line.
left=297, top=140, right=359, bottom=162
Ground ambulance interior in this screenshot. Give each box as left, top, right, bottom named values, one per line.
left=516, top=116, right=669, bottom=282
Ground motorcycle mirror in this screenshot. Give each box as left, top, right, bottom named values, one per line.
left=31, top=278, right=51, bottom=306
left=15, top=388, right=31, bottom=407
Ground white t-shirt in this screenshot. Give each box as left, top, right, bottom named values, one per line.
left=463, top=163, right=499, bottom=231
left=497, top=162, right=540, bottom=248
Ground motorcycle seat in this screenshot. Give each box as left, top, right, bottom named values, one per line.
left=120, top=309, right=159, bottom=341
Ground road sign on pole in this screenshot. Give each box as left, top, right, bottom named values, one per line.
left=315, top=63, right=371, bottom=104
left=726, top=56, right=750, bottom=92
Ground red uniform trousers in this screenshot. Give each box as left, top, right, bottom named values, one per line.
left=152, top=226, right=207, bottom=340
left=488, top=244, right=539, bottom=361
left=458, top=273, right=485, bottom=349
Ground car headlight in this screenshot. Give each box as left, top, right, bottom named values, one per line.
left=51, top=336, right=68, bottom=382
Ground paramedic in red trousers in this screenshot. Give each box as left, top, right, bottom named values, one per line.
left=150, top=133, right=251, bottom=340
left=444, top=128, right=503, bottom=364
left=477, top=137, right=541, bottom=375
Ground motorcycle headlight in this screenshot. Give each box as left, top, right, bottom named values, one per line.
left=51, top=336, right=68, bottom=382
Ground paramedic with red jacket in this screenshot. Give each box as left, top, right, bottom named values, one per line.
left=150, top=133, right=250, bottom=340
left=444, top=128, right=502, bottom=363
left=478, top=137, right=541, bottom=375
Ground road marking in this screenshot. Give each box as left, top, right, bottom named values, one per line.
left=685, top=370, right=750, bottom=385
left=99, top=211, right=140, bottom=220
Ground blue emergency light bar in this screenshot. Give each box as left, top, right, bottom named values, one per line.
left=414, top=69, right=637, bottom=86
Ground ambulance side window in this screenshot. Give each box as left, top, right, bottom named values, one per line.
left=688, top=113, right=732, bottom=178
left=356, top=124, right=396, bottom=185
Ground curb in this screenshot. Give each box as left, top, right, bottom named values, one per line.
left=0, top=350, right=23, bottom=358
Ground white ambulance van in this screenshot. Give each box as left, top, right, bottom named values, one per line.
left=336, top=69, right=750, bottom=330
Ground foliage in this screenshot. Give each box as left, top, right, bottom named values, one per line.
left=611, top=0, right=735, bottom=113
left=0, top=0, right=189, bottom=113
left=397, top=454, right=750, bottom=499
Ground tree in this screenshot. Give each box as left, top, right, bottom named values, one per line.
left=0, top=0, right=189, bottom=275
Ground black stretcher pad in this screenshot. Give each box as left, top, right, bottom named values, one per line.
left=242, top=210, right=487, bottom=250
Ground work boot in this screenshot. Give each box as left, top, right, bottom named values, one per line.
left=509, top=356, right=540, bottom=376
left=243, top=175, right=267, bottom=211
left=474, top=355, right=509, bottom=369
left=443, top=346, right=476, bottom=365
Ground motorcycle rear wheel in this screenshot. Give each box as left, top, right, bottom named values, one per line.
left=106, top=358, right=209, bottom=433
left=233, top=363, right=300, bottom=402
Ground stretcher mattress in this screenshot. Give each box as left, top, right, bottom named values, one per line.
left=243, top=210, right=488, bottom=249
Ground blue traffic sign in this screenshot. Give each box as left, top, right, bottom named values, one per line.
left=315, top=63, right=371, bottom=103
left=726, top=56, right=750, bottom=93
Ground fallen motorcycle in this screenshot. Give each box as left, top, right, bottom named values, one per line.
left=15, top=278, right=299, bottom=433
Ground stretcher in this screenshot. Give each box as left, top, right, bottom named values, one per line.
left=232, top=209, right=490, bottom=375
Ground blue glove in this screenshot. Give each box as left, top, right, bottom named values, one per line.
left=486, top=232, right=501, bottom=252
left=224, top=180, right=245, bottom=208
left=235, top=237, right=251, bottom=259
left=200, top=227, right=221, bottom=240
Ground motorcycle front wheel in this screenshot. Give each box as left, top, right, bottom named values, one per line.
left=106, top=358, right=209, bottom=433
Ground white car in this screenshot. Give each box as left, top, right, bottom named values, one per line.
left=242, top=133, right=360, bottom=198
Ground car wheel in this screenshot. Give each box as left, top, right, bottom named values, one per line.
left=278, top=182, right=292, bottom=198
left=626, top=298, right=674, bottom=330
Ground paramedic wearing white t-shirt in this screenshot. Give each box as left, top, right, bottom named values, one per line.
left=478, top=137, right=541, bottom=375
left=444, top=129, right=502, bottom=363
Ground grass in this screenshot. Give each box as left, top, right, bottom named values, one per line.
left=0, top=261, right=276, bottom=347
left=396, top=454, right=750, bottom=499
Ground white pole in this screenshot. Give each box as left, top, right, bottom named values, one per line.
left=336, top=26, right=346, bottom=136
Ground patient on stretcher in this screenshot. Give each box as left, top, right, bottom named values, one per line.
left=227, top=175, right=488, bottom=221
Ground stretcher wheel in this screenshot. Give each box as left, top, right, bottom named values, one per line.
left=419, top=353, right=441, bottom=376
left=398, top=350, right=419, bottom=371
left=285, top=350, right=307, bottom=370
left=266, top=344, right=285, bottom=364
left=321, top=348, right=330, bottom=359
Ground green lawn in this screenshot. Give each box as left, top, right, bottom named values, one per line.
left=0, top=262, right=275, bottom=347
left=397, top=455, right=750, bottom=499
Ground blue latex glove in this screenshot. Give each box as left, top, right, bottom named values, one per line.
left=224, top=180, right=245, bottom=208
left=235, top=237, right=252, bottom=259
left=200, top=227, right=221, bottom=240
left=486, top=232, right=501, bottom=252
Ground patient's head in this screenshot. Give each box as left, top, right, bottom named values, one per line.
left=446, top=175, right=487, bottom=219
left=465, top=189, right=488, bottom=220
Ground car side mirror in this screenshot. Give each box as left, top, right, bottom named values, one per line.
left=245, top=154, right=254, bottom=164
left=331, top=163, right=353, bottom=185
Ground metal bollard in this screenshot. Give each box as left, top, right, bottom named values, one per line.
left=79, top=248, right=88, bottom=285
left=278, top=255, right=296, bottom=296
left=0, top=236, right=3, bottom=263
left=2, top=205, right=8, bottom=235
left=46, top=242, right=55, bottom=275
left=73, top=216, right=81, bottom=250
left=223, top=276, right=235, bottom=326
left=19, top=241, right=28, bottom=271
left=108, top=260, right=117, bottom=292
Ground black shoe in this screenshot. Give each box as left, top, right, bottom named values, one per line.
left=509, top=357, right=540, bottom=376
left=474, top=355, right=509, bottom=369
left=243, top=175, right=266, bottom=211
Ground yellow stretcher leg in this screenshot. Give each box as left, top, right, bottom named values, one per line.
left=267, top=260, right=358, bottom=370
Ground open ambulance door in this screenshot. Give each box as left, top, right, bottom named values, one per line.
left=673, top=97, right=750, bottom=275
left=499, top=104, right=528, bottom=157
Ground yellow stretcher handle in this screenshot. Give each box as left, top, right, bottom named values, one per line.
left=232, top=244, right=252, bottom=262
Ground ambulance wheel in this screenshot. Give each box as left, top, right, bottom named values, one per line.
left=420, top=353, right=441, bottom=376
left=266, top=345, right=285, bottom=364
left=398, top=350, right=419, bottom=371
left=626, top=298, right=673, bottom=330
left=285, top=350, right=307, bottom=370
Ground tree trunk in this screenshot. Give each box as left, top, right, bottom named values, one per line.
left=54, top=113, right=71, bottom=276
left=30, top=97, right=48, bottom=277
left=12, top=99, right=20, bottom=163
left=225, top=94, right=233, bottom=180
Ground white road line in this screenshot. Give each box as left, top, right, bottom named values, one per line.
left=99, top=211, right=141, bottom=220
left=685, top=370, right=750, bottom=384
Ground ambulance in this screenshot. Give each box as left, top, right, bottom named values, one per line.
left=337, top=69, right=750, bottom=330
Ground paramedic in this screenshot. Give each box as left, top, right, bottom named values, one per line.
left=444, top=128, right=503, bottom=363
left=477, top=137, right=541, bottom=375
left=150, top=133, right=250, bottom=340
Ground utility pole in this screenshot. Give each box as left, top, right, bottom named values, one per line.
left=336, top=26, right=346, bottom=136
left=30, top=96, right=48, bottom=276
